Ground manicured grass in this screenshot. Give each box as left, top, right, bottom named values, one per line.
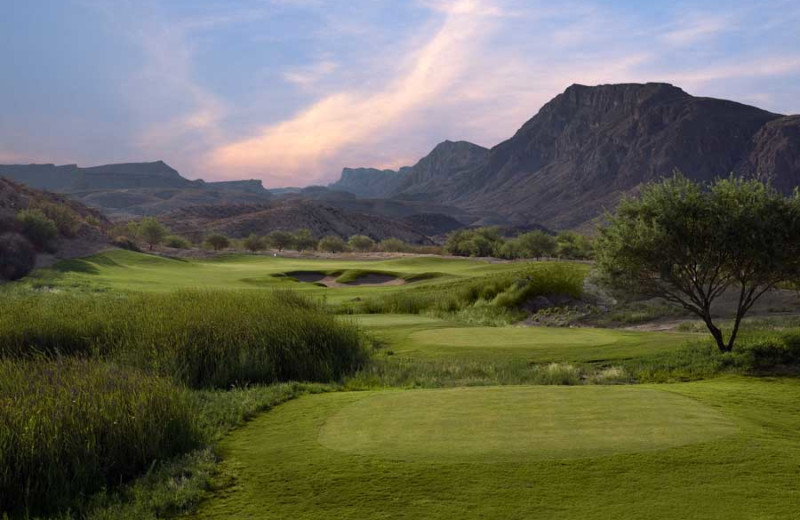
left=352, top=314, right=697, bottom=362
left=405, top=326, right=696, bottom=361
left=25, top=249, right=533, bottom=298
left=318, top=386, right=736, bottom=462
left=193, top=377, right=800, bottom=520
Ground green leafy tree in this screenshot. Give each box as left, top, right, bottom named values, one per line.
left=379, top=237, right=409, bottom=253
left=205, top=233, right=230, bottom=251
left=137, top=217, right=168, bottom=251
left=516, top=230, right=557, bottom=259
left=267, top=230, right=294, bottom=252
left=317, top=235, right=347, bottom=253
left=444, top=228, right=502, bottom=257
left=292, top=229, right=317, bottom=252
left=243, top=233, right=266, bottom=252
left=16, top=209, right=58, bottom=251
left=596, top=174, right=800, bottom=352
left=348, top=235, right=375, bottom=252
left=556, top=231, right=593, bottom=259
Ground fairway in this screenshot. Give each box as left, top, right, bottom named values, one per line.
left=32, top=249, right=537, bottom=296
left=193, top=378, right=800, bottom=520
left=319, top=386, right=737, bottom=462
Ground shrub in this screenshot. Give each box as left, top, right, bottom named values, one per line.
left=350, top=263, right=585, bottom=323
left=267, top=230, right=293, bottom=251
left=113, top=236, right=141, bottom=252
left=31, top=200, right=80, bottom=237
left=556, top=231, right=593, bottom=259
left=16, top=209, right=58, bottom=251
left=137, top=218, right=168, bottom=251
left=348, top=234, right=375, bottom=252
left=243, top=233, right=266, bottom=252
left=205, top=233, right=230, bottom=251
left=515, top=230, right=557, bottom=259
left=0, top=358, right=200, bottom=516
left=0, top=290, right=368, bottom=389
left=165, top=235, right=191, bottom=249
left=318, top=235, right=347, bottom=253
left=379, top=237, right=409, bottom=253
left=84, top=215, right=101, bottom=228
left=0, top=232, right=36, bottom=281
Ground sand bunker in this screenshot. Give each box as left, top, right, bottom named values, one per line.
left=285, top=271, right=406, bottom=288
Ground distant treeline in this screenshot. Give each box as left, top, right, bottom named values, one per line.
left=113, top=218, right=592, bottom=260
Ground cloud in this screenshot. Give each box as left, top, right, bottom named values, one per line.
left=207, top=0, right=502, bottom=183
left=664, top=57, right=800, bottom=87
left=661, top=14, right=734, bottom=46
left=282, top=60, right=340, bottom=86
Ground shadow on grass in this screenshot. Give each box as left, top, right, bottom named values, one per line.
left=52, top=258, right=101, bottom=275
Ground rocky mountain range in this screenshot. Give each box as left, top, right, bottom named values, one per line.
left=0, top=161, right=273, bottom=218
left=3, top=82, right=799, bottom=237
left=331, top=82, right=800, bottom=229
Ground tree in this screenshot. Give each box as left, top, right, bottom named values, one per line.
left=516, top=230, right=557, bottom=259
left=379, top=237, right=409, bottom=253
left=267, top=230, right=294, bottom=252
left=293, top=229, right=317, bottom=252
left=348, top=234, right=375, bottom=252
left=556, top=231, right=593, bottom=259
left=318, top=235, right=347, bottom=253
left=444, top=228, right=502, bottom=257
left=596, top=174, right=800, bottom=352
left=205, top=233, right=230, bottom=251
left=138, top=217, right=168, bottom=251
left=16, top=209, right=58, bottom=251
left=243, top=233, right=266, bottom=252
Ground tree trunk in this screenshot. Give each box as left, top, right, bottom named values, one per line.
left=703, top=315, right=728, bottom=352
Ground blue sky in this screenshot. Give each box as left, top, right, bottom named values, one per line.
left=1, top=0, right=799, bottom=187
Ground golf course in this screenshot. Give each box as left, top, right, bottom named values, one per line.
left=3, top=249, right=800, bottom=519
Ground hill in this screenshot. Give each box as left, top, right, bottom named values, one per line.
left=0, top=177, right=110, bottom=278
left=0, top=161, right=273, bottom=218
left=158, top=200, right=436, bottom=244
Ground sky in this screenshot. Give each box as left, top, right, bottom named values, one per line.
left=1, top=0, right=799, bottom=187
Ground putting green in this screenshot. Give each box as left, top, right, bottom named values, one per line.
left=405, top=326, right=696, bottom=361
left=319, top=386, right=737, bottom=462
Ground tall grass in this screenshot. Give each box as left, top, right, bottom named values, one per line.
left=346, top=263, right=584, bottom=323
left=0, top=290, right=367, bottom=388
left=0, top=358, right=201, bottom=516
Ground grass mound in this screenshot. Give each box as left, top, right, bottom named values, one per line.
left=347, top=262, right=585, bottom=323
left=0, top=290, right=367, bottom=388
left=0, top=358, right=201, bottom=516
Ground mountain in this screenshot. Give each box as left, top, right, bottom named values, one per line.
left=340, top=83, right=799, bottom=229
left=734, top=115, right=800, bottom=190
left=0, top=161, right=272, bottom=218
left=394, top=140, right=489, bottom=198
left=328, top=167, right=411, bottom=198
left=444, top=83, right=780, bottom=228
left=159, top=200, right=435, bottom=244
left=329, top=141, right=488, bottom=200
